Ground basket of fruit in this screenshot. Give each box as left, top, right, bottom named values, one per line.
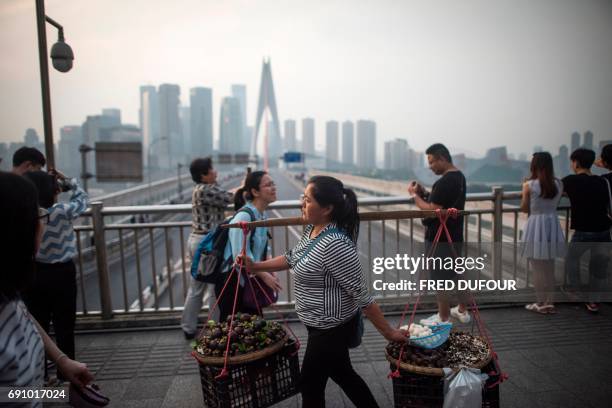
left=192, top=313, right=300, bottom=408
left=192, top=313, right=288, bottom=365
left=385, top=332, right=499, bottom=408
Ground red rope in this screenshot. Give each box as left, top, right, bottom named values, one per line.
left=388, top=207, right=508, bottom=384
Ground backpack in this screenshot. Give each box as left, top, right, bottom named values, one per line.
left=191, top=207, right=261, bottom=283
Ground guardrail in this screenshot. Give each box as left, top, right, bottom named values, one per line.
left=74, top=187, right=571, bottom=320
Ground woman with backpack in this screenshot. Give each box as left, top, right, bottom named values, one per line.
left=240, top=175, right=406, bottom=408
left=215, top=170, right=281, bottom=322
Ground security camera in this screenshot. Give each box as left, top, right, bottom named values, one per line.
left=50, top=39, right=74, bottom=73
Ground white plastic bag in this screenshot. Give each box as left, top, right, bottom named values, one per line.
left=443, top=367, right=488, bottom=408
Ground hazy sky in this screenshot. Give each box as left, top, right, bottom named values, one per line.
left=1, top=0, right=611, bottom=158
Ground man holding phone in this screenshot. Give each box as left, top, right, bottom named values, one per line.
left=407, top=143, right=470, bottom=325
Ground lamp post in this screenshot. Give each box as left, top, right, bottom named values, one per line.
left=36, top=0, right=74, bottom=170
left=177, top=163, right=185, bottom=201
left=147, top=137, right=167, bottom=201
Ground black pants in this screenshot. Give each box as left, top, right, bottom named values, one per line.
left=214, top=271, right=259, bottom=322
left=23, top=260, right=77, bottom=377
left=301, top=314, right=379, bottom=408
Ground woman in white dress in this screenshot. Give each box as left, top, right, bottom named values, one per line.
left=520, top=152, right=565, bottom=314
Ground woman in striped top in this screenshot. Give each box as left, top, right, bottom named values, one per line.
left=0, top=172, right=93, bottom=401
left=241, top=176, right=406, bottom=408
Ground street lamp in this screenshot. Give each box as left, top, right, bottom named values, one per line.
left=147, top=137, right=167, bottom=200
left=177, top=163, right=185, bottom=201
left=36, top=0, right=74, bottom=169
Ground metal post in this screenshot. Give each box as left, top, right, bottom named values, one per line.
left=492, top=187, right=503, bottom=280
left=177, top=163, right=183, bottom=201
left=91, top=202, right=113, bottom=319
left=35, top=0, right=55, bottom=169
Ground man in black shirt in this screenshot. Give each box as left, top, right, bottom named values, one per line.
left=562, top=148, right=611, bottom=313
left=408, top=143, right=470, bottom=324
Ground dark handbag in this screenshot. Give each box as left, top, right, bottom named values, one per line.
left=243, top=275, right=278, bottom=309
left=347, top=309, right=364, bottom=349
left=69, top=383, right=110, bottom=407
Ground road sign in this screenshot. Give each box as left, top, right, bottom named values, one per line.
left=95, top=142, right=143, bottom=182
left=284, top=152, right=303, bottom=163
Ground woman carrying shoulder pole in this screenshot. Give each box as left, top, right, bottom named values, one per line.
left=240, top=175, right=406, bottom=408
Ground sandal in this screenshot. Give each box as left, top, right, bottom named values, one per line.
left=525, top=303, right=550, bottom=314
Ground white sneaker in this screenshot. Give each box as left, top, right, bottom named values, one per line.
left=450, top=306, right=471, bottom=323
left=419, top=313, right=450, bottom=326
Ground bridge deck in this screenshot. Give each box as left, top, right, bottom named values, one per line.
left=53, top=304, right=612, bottom=407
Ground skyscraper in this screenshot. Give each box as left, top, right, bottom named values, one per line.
left=190, top=87, right=213, bottom=156
left=180, top=106, right=190, bottom=157
left=302, top=118, right=315, bottom=156
left=58, top=126, right=81, bottom=172
left=219, top=97, right=244, bottom=154
left=102, top=108, right=121, bottom=125
left=325, top=120, right=339, bottom=165
left=356, top=120, right=376, bottom=169
left=571, top=132, right=580, bottom=153
left=231, top=84, right=249, bottom=152
left=158, top=84, right=182, bottom=168
left=284, top=119, right=296, bottom=151
left=342, top=121, right=354, bottom=166
left=139, top=85, right=159, bottom=165
left=558, top=145, right=570, bottom=176
left=583, top=131, right=594, bottom=150
left=384, top=138, right=408, bottom=170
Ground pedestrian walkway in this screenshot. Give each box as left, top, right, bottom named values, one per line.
left=62, top=304, right=611, bottom=407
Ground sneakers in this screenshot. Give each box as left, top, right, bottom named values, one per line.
left=420, top=306, right=471, bottom=325
left=450, top=306, right=471, bottom=323
left=419, top=313, right=449, bottom=326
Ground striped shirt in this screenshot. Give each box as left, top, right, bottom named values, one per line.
left=284, top=224, right=374, bottom=329
left=191, top=183, right=233, bottom=234
left=0, top=299, right=44, bottom=408
left=36, top=180, right=89, bottom=264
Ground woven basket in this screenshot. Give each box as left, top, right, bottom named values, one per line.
left=385, top=339, right=492, bottom=377
left=193, top=335, right=288, bottom=366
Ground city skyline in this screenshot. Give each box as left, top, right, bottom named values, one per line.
left=2, top=0, right=611, bottom=159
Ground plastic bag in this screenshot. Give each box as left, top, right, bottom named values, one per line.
left=443, top=367, right=488, bottom=408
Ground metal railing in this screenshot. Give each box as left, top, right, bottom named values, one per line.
left=74, top=187, right=571, bottom=320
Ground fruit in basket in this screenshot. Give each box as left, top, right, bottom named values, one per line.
left=194, top=316, right=286, bottom=358
left=386, top=331, right=489, bottom=369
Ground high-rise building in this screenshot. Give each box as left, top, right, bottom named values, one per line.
left=302, top=118, right=315, bottom=156
left=102, top=108, right=121, bottom=125
left=140, top=85, right=159, bottom=166
left=23, top=128, right=40, bottom=146
left=558, top=145, right=570, bottom=176
left=158, top=84, right=182, bottom=168
left=180, top=106, right=190, bottom=157
left=583, top=131, right=594, bottom=151
left=570, top=132, right=580, bottom=153
left=342, top=121, right=354, bottom=166
left=284, top=120, right=296, bottom=151
left=325, top=121, right=339, bottom=165
left=231, top=84, right=249, bottom=152
left=384, top=138, right=408, bottom=170
left=356, top=120, right=376, bottom=169
left=190, top=87, right=213, bottom=157
left=219, top=97, right=244, bottom=154
left=58, top=126, right=82, bottom=175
